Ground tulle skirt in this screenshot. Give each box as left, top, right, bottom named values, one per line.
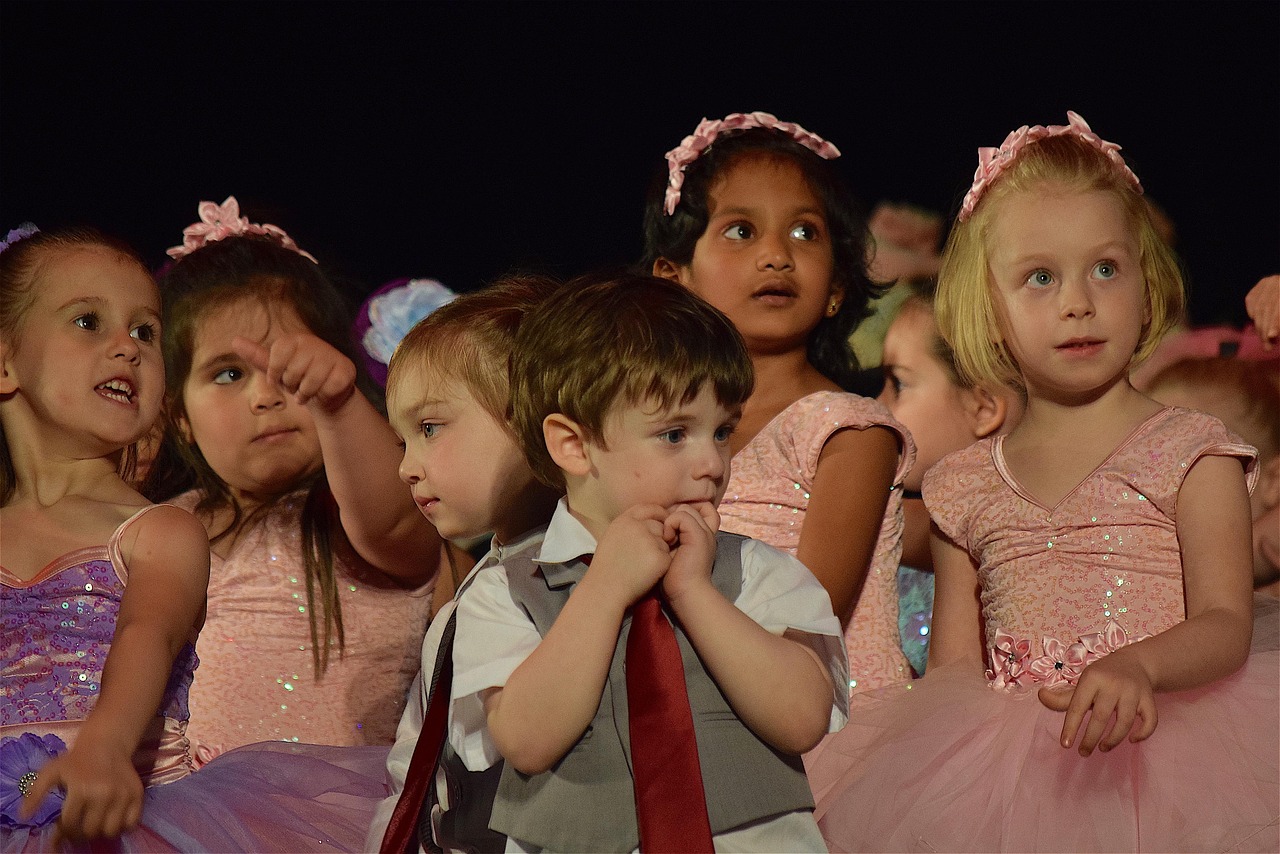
left=3, top=742, right=388, bottom=853
left=807, top=638, right=1279, bottom=852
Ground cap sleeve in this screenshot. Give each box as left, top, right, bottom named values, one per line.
left=922, top=440, right=995, bottom=550
left=785, top=392, right=916, bottom=487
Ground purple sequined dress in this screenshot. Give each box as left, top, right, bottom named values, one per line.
left=1, top=506, right=389, bottom=852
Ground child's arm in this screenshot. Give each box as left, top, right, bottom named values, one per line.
left=925, top=526, right=985, bottom=673
left=1041, top=454, right=1255, bottom=756
left=22, top=506, right=209, bottom=841
left=232, top=334, right=443, bottom=586
left=665, top=504, right=835, bottom=755
left=795, top=426, right=898, bottom=624
left=483, top=505, right=672, bottom=775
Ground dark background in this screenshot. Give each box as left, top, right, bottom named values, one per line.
left=3, top=1, right=1277, bottom=327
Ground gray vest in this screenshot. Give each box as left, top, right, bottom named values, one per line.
left=489, top=532, right=814, bottom=853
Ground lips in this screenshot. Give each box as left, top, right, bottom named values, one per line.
left=751, top=280, right=797, bottom=302
left=95, top=378, right=136, bottom=405
left=1056, top=337, right=1104, bottom=352
left=253, top=427, right=298, bottom=443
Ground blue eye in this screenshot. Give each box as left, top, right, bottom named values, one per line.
left=714, top=425, right=734, bottom=443
left=658, top=428, right=685, bottom=444
left=722, top=224, right=753, bottom=241
left=131, top=323, right=157, bottom=343
left=1093, top=261, right=1117, bottom=280
left=213, top=368, right=243, bottom=385
left=420, top=422, right=441, bottom=439
left=1025, top=270, right=1054, bottom=288
left=790, top=223, right=819, bottom=241
left=74, top=313, right=100, bottom=331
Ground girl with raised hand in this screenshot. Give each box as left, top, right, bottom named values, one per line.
left=145, top=197, right=449, bottom=756
left=643, top=111, right=916, bottom=693
left=808, top=112, right=1278, bottom=853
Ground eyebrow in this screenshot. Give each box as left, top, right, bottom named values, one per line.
left=191, top=351, right=242, bottom=374
left=58, top=295, right=161, bottom=322
left=711, top=204, right=826, bottom=220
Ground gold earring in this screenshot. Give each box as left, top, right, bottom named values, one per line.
left=826, top=300, right=839, bottom=317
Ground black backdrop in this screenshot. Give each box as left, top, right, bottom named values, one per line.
left=3, top=1, right=1277, bottom=327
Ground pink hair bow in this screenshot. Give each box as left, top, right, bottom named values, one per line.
left=663, top=111, right=841, bottom=215
left=958, top=111, right=1142, bottom=222
left=166, top=195, right=317, bottom=262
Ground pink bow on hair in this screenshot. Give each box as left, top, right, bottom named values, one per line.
left=663, top=111, right=841, bottom=215
left=958, top=111, right=1142, bottom=222
left=166, top=196, right=317, bottom=262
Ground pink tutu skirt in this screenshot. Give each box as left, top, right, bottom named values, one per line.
left=806, top=644, right=1279, bottom=853
left=2, top=742, right=389, bottom=853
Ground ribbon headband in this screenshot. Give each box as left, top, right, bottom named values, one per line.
left=0, top=223, right=39, bottom=256
left=958, top=111, right=1142, bottom=222
left=663, top=111, right=841, bottom=215
left=167, top=196, right=317, bottom=262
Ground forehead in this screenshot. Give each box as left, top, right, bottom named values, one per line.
left=191, top=297, right=308, bottom=351
left=387, top=364, right=470, bottom=418
left=707, top=155, right=823, bottom=213
left=988, top=187, right=1134, bottom=259
left=33, top=245, right=158, bottom=312
left=883, top=302, right=937, bottom=358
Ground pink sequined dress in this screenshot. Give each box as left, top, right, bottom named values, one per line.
left=173, top=489, right=435, bottom=755
left=719, top=391, right=916, bottom=693
left=1, top=505, right=390, bottom=852
left=807, top=407, right=1279, bottom=853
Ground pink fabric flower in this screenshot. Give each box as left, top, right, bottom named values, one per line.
left=986, top=628, right=1032, bottom=688
left=166, top=195, right=318, bottom=263
left=663, top=111, right=841, bottom=215
left=1028, top=637, right=1094, bottom=688
left=958, top=111, right=1142, bottom=222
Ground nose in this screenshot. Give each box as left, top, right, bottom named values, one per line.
left=249, top=373, right=285, bottom=412
left=696, top=441, right=728, bottom=483
left=111, top=329, right=141, bottom=364
left=398, top=451, right=421, bottom=486
left=755, top=230, right=794, bottom=272
left=1059, top=276, right=1096, bottom=320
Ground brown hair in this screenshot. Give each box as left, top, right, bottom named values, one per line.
left=510, top=272, right=754, bottom=490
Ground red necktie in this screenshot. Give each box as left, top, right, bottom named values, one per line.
left=380, top=611, right=456, bottom=854
left=627, top=588, right=714, bottom=853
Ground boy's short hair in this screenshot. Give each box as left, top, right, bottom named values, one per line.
left=386, top=274, right=563, bottom=432
left=511, top=272, right=754, bottom=490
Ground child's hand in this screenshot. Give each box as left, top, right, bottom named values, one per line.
left=591, top=504, right=675, bottom=608
left=21, top=741, right=143, bottom=843
left=661, top=502, right=719, bottom=603
left=1037, top=652, right=1158, bottom=756
left=232, top=333, right=356, bottom=412
left=1245, top=274, right=1280, bottom=349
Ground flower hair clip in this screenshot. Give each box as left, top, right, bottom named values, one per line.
left=166, top=196, right=317, bottom=262
left=958, top=111, right=1142, bottom=222
left=663, top=111, right=841, bottom=215
left=0, top=223, right=39, bottom=256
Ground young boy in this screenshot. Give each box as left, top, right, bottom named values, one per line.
left=450, top=273, right=849, bottom=852
left=370, top=275, right=564, bottom=853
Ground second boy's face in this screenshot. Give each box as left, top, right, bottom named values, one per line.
left=574, top=383, right=737, bottom=531
left=390, top=367, right=540, bottom=543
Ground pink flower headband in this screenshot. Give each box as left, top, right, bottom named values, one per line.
left=166, top=196, right=317, bottom=262
left=958, top=111, right=1142, bottom=222
left=663, top=111, right=841, bottom=215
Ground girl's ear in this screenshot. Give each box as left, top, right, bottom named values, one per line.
left=961, top=385, right=1013, bottom=439
left=652, top=257, right=687, bottom=284
left=176, top=412, right=195, bottom=446
left=543, top=413, right=592, bottom=479
left=0, top=342, right=16, bottom=395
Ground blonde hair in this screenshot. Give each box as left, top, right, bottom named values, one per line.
left=386, top=274, right=563, bottom=432
left=936, top=135, right=1185, bottom=389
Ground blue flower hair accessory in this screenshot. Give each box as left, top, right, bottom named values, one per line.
left=354, top=278, right=458, bottom=387
left=0, top=223, right=39, bottom=256
left=0, top=732, right=66, bottom=828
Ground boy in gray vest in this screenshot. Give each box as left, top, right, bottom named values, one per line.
left=449, top=273, right=849, bottom=852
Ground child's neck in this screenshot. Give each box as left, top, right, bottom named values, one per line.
left=733, top=349, right=839, bottom=455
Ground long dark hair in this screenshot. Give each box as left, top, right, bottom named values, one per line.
left=144, top=234, right=374, bottom=676
left=640, top=126, right=886, bottom=391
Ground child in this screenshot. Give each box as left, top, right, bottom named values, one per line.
left=1, top=225, right=386, bottom=851
left=876, top=277, right=1023, bottom=674
left=643, top=111, right=916, bottom=693
left=1143, top=356, right=1280, bottom=596
left=808, top=112, right=1278, bottom=852
left=145, top=196, right=448, bottom=754
left=368, top=274, right=563, bottom=853
left=446, top=272, right=848, bottom=852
